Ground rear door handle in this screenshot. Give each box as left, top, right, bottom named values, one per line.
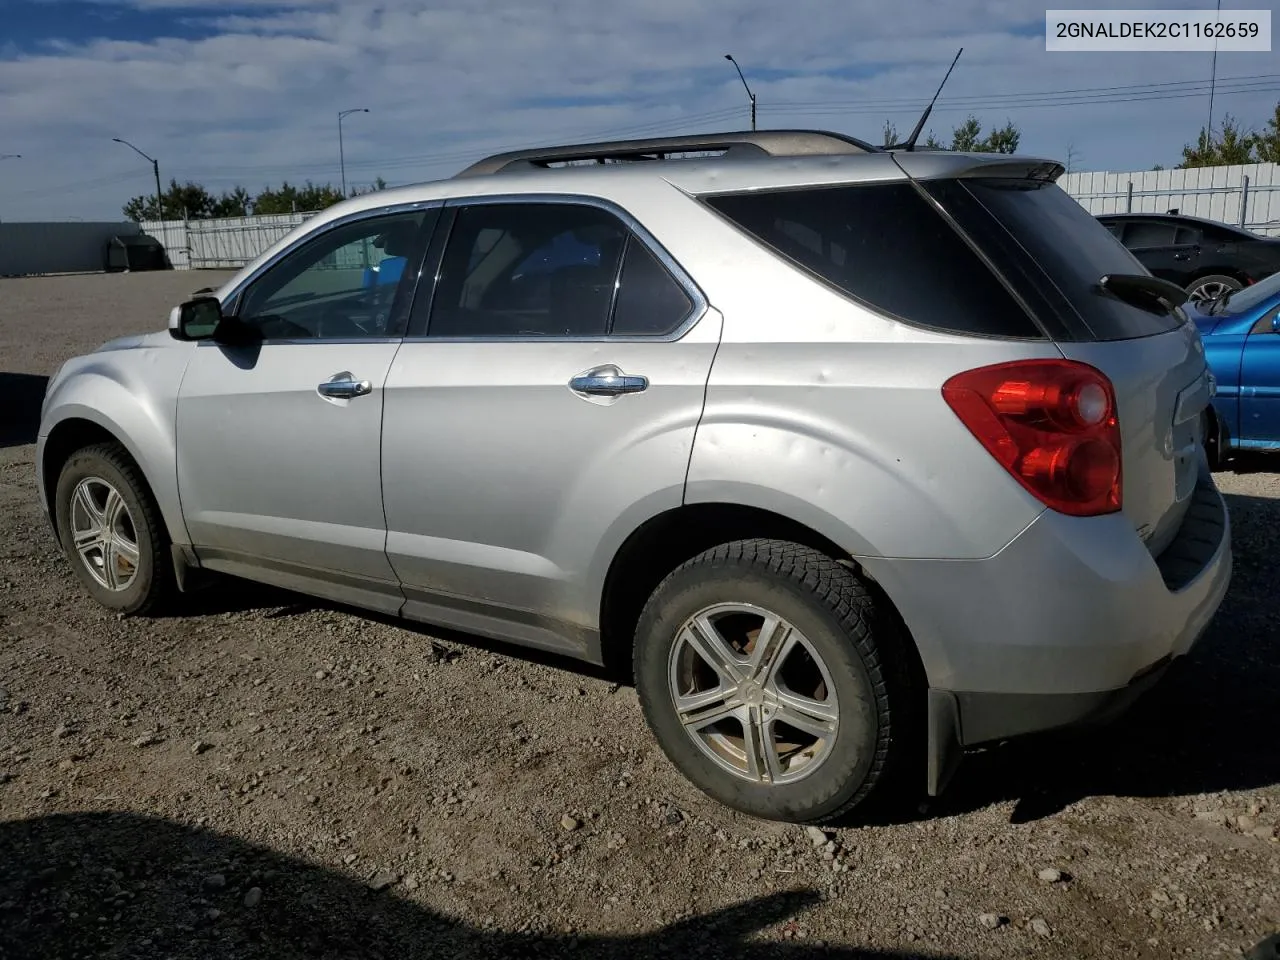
left=569, top=365, right=649, bottom=397
left=317, top=371, right=373, bottom=400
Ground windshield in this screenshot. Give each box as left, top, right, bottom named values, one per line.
left=1216, top=270, right=1280, bottom=315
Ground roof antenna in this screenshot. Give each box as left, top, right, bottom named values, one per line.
left=902, top=47, right=963, bottom=152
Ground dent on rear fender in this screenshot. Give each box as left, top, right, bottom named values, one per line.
left=41, top=354, right=189, bottom=546
left=685, top=412, right=1043, bottom=561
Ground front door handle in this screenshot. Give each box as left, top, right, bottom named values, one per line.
left=317, top=371, right=373, bottom=400
left=569, top=365, right=649, bottom=397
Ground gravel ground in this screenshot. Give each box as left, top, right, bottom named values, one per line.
left=1, top=272, right=1278, bottom=960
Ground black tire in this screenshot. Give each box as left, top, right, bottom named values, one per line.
left=1185, top=274, right=1243, bottom=305
left=53, top=442, right=175, bottom=616
left=632, top=538, right=913, bottom=823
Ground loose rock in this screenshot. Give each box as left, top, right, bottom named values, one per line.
left=560, top=815, right=581, bottom=832
left=978, top=913, right=1006, bottom=930
left=367, top=870, right=399, bottom=892
left=804, top=826, right=829, bottom=847
left=243, top=886, right=262, bottom=908
left=1038, top=867, right=1065, bottom=883
left=1030, top=918, right=1052, bottom=937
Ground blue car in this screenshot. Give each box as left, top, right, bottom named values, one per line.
left=1190, top=269, right=1280, bottom=465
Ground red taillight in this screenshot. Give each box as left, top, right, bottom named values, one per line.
left=942, top=360, right=1122, bottom=517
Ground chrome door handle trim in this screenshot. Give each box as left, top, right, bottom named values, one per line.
left=568, top=368, right=649, bottom=397
left=317, top=371, right=373, bottom=400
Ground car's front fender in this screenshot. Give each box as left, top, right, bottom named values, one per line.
left=38, top=348, right=191, bottom=547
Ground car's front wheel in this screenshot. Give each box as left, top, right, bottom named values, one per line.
left=54, top=442, right=175, bottom=615
left=633, top=539, right=912, bottom=823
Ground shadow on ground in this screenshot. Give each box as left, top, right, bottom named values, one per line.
left=0, top=373, right=50, bottom=448
left=0, top=811, right=958, bottom=960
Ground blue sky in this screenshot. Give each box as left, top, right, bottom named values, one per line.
left=0, top=0, right=1277, bottom=221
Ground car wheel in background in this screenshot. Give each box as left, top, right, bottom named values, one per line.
left=1186, top=274, right=1243, bottom=304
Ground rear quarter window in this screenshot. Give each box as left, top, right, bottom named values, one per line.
left=925, top=178, right=1186, bottom=341
left=703, top=183, right=1043, bottom=339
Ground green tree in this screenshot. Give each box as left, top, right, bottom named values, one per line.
left=1179, top=114, right=1259, bottom=167
left=911, top=117, right=1021, bottom=153
left=950, top=116, right=984, bottom=151
left=1254, top=101, right=1280, bottom=162
left=211, top=186, right=252, bottom=218
left=349, top=176, right=389, bottom=197
left=123, top=179, right=217, bottom=220
left=252, top=180, right=345, bottom=215
left=882, top=121, right=902, bottom=148
left=980, top=120, right=1021, bottom=154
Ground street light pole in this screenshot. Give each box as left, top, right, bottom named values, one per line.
left=112, top=138, right=163, bottom=219
left=338, top=108, right=370, bottom=197
left=724, top=54, right=757, bottom=131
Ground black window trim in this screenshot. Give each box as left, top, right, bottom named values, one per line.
left=213, top=200, right=445, bottom=346
left=696, top=180, right=1055, bottom=343
left=948, top=179, right=1189, bottom=342
left=401, top=192, right=708, bottom=343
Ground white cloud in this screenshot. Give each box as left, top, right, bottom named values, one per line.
left=1, top=0, right=1277, bottom=220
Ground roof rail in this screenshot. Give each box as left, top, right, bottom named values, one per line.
left=454, top=129, right=880, bottom=178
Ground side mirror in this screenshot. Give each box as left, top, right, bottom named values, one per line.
left=169, top=296, right=223, bottom=342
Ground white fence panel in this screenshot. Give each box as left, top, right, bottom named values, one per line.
left=1061, top=162, right=1280, bottom=236
left=138, top=213, right=312, bottom=270
left=139, top=220, right=189, bottom=269
left=188, top=213, right=312, bottom=269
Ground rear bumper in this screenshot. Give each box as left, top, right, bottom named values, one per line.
left=860, top=469, right=1232, bottom=796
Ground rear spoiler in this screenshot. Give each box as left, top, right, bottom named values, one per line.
left=892, top=153, right=1066, bottom=184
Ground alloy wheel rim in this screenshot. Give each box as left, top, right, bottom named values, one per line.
left=69, top=477, right=140, bottom=591
left=1189, top=279, right=1236, bottom=303
left=667, top=602, right=840, bottom=786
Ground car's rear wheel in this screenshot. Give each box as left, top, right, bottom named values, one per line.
left=54, top=442, right=175, bottom=615
left=633, top=538, right=911, bottom=823
left=1186, top=274, right=1243, bottom=305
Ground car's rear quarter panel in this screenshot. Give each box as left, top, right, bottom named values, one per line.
left=647, top=188, right=1054, bottom=562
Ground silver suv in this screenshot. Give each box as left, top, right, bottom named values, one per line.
left=37, top=130, right=1232, bottom=823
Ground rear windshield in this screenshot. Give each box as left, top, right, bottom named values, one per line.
left=703, top=183, right=1043, bottom=339
left=923, top=178, right=1185, bottom=340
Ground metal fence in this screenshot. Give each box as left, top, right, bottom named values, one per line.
left=140, top=213, right=312, bottom=271
left=1060, top=162, right=1280, bottom=236
left=137, top=161, right=1280, bottom=272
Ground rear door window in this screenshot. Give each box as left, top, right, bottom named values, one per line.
left=1124, top=221, right=1179, bottom=247
left=704, top=183, right=1042, bottom=339
left=424, top=202, right=626, bottom=338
